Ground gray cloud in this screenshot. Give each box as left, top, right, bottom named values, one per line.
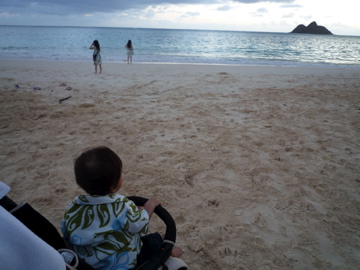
left=1, top=0, right=296, bottom=16
left=251, top=7, right=268, bottom=17
left=181, top=11, right=201, bottom=18
left=255, top=8, right=268, bottom=13
left=217, top=5, right=232, bottom=11
left=144, top=10, right=157, bottom=18
left=280, top=4, right=303, bottom=8
left=0, top=0, right=215, bottom=15
left=232, top=0, right=294, bottom=3
left=282, top=13, right=294, bottom=18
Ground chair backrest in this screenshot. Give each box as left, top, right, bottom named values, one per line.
left=0, top=195, right=95, bottom=270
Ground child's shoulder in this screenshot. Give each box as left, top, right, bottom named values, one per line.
left=71, top=194, right=129, bottom=205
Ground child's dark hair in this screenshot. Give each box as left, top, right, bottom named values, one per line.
left=93, top=40, right=100, bottom=52
left=74, top=146, right=122, bottom=196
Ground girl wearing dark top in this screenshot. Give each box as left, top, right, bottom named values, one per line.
left=89, top=40, right=102, bottom=74
left=125, top=40, right=134, bottom=64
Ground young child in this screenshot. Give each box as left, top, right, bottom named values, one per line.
left=61, top=146, right=183, bottom=270
left=90, top=40, right=102, bottom=74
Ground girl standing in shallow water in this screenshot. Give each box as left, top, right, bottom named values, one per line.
left=125, top=40, right=134, bottom=64
left=90, top=40, right=102, bottom=74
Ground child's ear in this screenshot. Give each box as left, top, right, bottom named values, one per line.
left=116, top=172, right=123, bottom=191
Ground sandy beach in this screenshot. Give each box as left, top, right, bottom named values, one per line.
left=1, top=60, right=359, bottom=269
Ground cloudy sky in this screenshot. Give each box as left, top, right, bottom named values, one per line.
left=0, top=0, right=359, bottom=35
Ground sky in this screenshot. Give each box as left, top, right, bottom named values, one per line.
left=0, top=0, right=359, bottom=36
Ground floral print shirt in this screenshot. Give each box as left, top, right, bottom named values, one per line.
left=61, top=194, right=149, bottom=270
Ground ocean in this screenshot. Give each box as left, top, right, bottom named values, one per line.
left=0, top=25, right=359, bottom=68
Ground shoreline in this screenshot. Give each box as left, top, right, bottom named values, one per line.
left=1, top=58, right=359, bottom=70
left=1, top=59, right=360, bottom=269
left=2, top=59, right=360, bottom=72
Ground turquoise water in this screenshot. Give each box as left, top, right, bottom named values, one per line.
left=0, top=25, right=359, bottom=68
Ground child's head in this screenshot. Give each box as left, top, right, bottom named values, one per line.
left=74, top=146, right=122, bottom=196
left=93, top=40, right=100, bottom=50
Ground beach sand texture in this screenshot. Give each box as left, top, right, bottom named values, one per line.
left=1, top=60, right=360, bottom=269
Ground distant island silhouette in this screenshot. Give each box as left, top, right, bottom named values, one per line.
left=291, top=21, right=333, bottom=35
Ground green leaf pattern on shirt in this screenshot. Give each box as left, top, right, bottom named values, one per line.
left=62, top=194, right=149, bottom=269
left=78, top=194, right=90, bottom=203
left=112, top=198, right=126, bottom=216
left=97, top=204, right=111, bottom=228
left=65, top=204, right=94, bottom=233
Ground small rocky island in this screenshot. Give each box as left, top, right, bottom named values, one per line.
left=291, top=21, right=333, bottom=35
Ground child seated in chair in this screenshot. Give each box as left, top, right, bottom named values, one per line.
left=61, top=146, right=183, bottom=270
